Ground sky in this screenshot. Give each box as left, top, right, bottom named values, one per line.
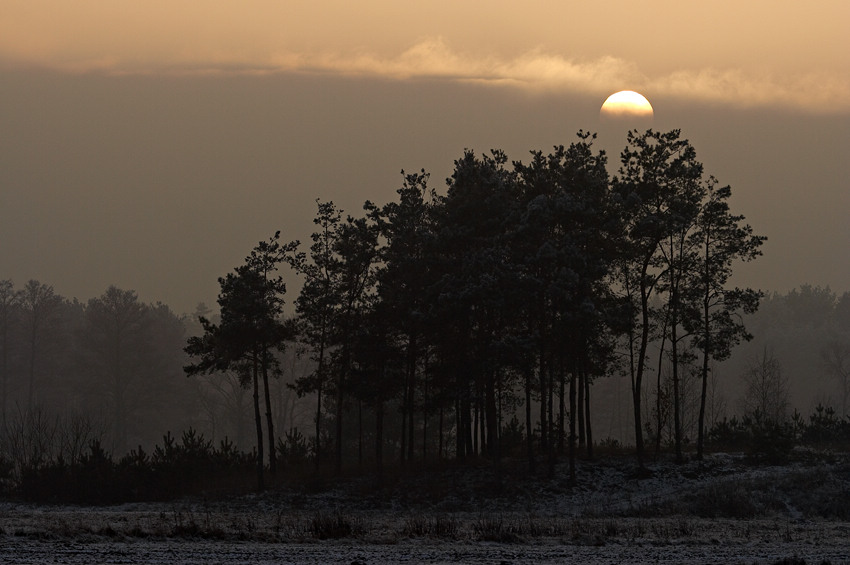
left=1, top=1, right=849, bottom=314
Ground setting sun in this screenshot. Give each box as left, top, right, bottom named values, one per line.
left=600, top=90, right=654, bottom=120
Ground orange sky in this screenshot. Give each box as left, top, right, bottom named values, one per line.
left=1, top=1, right=849, bottom=312
left=2, top=1, right=848, bottom=113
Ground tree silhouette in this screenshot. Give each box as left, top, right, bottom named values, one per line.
left=185, top=234, right=295, bottom=490
left=83, top=286, right=146, bottom=454
left=683, top=178, right=764, bottom=458
left=0, top=279, right=18, bottom=422
left=18, top=280, right=64, bottom=413
left=613, top=129, right=705, bottom=465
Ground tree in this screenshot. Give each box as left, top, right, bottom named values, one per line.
left=368, top=170, right=436, bottom=465
left=683, top=178, right=764, bottom=458
left=613, top=129, right=703, bottom=465
left=514, top=133, right=615, bottom=479
left=185, top=234, right=295, bottom=490
left=820, top=339, right=850, bottom=417
left=287, top=200, right=342, bottom=470
left=326, top=213, right=380, bottom=473
left=82, top=286, right=146, bottom=454
left=243, top=231, right=299, bottom=475
left=0, top=280, right=18, bottom=422
left=431, top=149, right=517, bottom=468
left=742, top=347, right=788, bottom=424
left=18, top=280, right=64, bottom=413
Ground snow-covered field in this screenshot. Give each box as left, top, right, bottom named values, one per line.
left=2, top=453, right=849, bottom=564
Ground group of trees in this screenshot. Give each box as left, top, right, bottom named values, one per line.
left=11, top=127, right=850, bottom=500
left=186, top=129, right=766, bottom=487
left=0, top=280, right=192, bottom=455
left=732, top=285, right=850, bottom=420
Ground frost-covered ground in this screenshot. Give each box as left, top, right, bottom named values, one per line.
left=2, top=452, right=849, bottom=564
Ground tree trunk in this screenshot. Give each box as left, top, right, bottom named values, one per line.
left=568, top=370, right=577, bottom=484
left=525, top=369, right=535, bottom=472
left=261, top=347, right=276, bottom=475
left=547, top=362, right=556, bottom=476
left=406, top=335, right=417, bottom=462
left=473, top=391, right=479, bottom=456
left=584, top=370, right=593, bottom=458
left=670, top=258, right=683, bottom=464
left=538, top=335, right=548, bottom=459
left=558, top=367, right=565, bottom=454
left=697, top=289, right=712, bottom=460
left=655, top=323, right=668, bottom=457
left=422, top=367, right=428, bottom=462
left=252, top=354, right=265, bottom=491
left=314, top=341, right=325, bottom=471
left=633, top=261, right=652, bottom=468
left=335, top=369, right=344, bottom=475
left=438, top=405, right=444, bottom=459
left=485, top=370, right=498, bottom=461
left=577, top=371, right=586, bottom=447
left=375, top=394, right=384, bottom=480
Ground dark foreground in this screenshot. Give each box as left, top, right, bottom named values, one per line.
left=2, top=453, right=849, bottom=563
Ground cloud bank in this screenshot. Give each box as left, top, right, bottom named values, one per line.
left=3, top=37, right=847, bottom=114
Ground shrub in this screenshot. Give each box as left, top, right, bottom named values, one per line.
left=310, top=510, right=354, bottom=539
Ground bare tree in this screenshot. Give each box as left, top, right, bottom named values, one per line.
left=742, top=347, right=788, bottom=423
left=0, top=280, right=18, bottom=422
left=821, top=339, right=850, bottom=417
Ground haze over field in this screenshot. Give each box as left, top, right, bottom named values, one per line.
left=1, top=1, right=848, bottom=313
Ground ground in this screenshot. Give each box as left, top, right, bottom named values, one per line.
left=1, top=451, right=849, bottom=564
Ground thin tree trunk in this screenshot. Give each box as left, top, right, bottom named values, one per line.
left=335, top=366, right=344, bottom=475
left=577, top=371, right=586, bottom=447
left=538, top=328, right=548, bottom=459
left=454, top=393, right=462, bottom=459
left=358, top=398, right=363, bottom=469
left=547, top=361, right=556, bottom=476
left=569, top=370, right=577, bottom=484
left=261, top=347, right=276, bottom=475
left=407, top=335, right=416, bottom=462
left=558, top=367, right=565, bottom=454
left=314, top=340, right=325, bottom=471
left=633, top=262, right=653, bottom=468
left=670, top=262, right=683, bottom=464
left=422, top=370, right=428, bottom=462
left=438, top=405, right=444, bottom=459
left=525, top=369, right=535, bottom=472
left=252, top=354, right=265, bottom=491
left=655, top=323, right=668, bottom=457
left=485, top=370, right=498, bottom=461
left=697, top=289, right=711, bottom=460
left=473, top=390, right=479, bottom=456
left=584, top=370, right=593, bottom=458
left=375, top=395, right=384, bottom=480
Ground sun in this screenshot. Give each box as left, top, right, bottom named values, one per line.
left=600, top=90, right=654, bottom=120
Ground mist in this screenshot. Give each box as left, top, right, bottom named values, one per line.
left=3, top=69, right=847, bottom=314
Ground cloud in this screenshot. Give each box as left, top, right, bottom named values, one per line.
left=4, top=36, right=847, bottom=114
left=655, top=67, right=850, bottom=113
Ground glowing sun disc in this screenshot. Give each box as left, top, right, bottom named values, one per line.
left=600, top=90, right=654, bottom=119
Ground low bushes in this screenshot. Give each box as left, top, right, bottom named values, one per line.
left=14, top=429, right=256, bottom=504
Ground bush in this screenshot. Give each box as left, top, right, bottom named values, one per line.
left=707, top=412, right=794, bottom=463
left=310, top=510, right=354, bottom=539
left=796, top=404, right=850, bottom=447
left=277, top=427, right=309, bottom=466
left=11, top=430, right=257, bottom=504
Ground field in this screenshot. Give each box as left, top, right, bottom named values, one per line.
left=2, top=451, right=849, bottom=564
